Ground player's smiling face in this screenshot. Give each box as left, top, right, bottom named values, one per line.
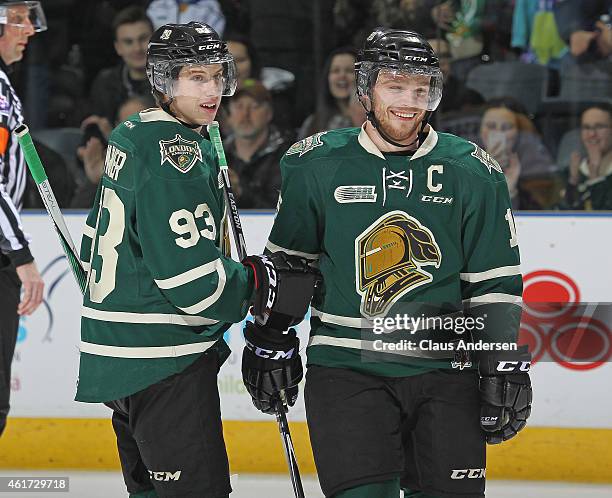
left=371, top=70, right=430, bottom=144
left=170, top=64, right=224, bottom=126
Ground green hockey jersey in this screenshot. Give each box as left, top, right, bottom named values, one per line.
left=267, top=125, right=523, bottom=377
left=77, top=108, right=253, bottom=402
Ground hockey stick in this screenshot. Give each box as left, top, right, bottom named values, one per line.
left=15, top=125, right=87, bottom=294
left=207, top=122, right=247, bottom=259
left=207, top=121, right=305, bottom=498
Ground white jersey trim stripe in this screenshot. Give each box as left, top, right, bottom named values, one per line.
left=155, top=259, right=219, bottom=289
left=311, top=307, right=464, bottom=333
left=311, top=307, right=365, bottom=328
left=460, top=265, right=522, bottom=283
left=80, top=340, right=216, bottom=359
left=82, top=224, right=96, bottom=239
left=462, top=293, right=523, bottom=307
left=308, top=335, right=453, bottom=359
left=265, top=240, right=319, bottom=260
left=178, top=260, right=226, bottom=314
left=82, top=306, right=218, bottom=326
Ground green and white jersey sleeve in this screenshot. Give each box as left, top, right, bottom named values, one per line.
left=77, top=108, right=253, bottom=402
left=265, top=153, right=325, bottom=261
left=459, top=148, right=523, bottom=345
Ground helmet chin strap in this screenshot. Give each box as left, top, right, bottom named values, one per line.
left=161, top=99, right=202, bottom=130
left=367, top=107, right=432, bottom=150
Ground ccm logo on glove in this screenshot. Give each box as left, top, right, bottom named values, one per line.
left=496, top=360, right=530, bottom=373
left=245, top=337, right=296, bottom=361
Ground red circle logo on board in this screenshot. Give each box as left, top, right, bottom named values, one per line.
left=523, top=270, right=580, bottom=322
left=548, top=318, right=611, bottom=370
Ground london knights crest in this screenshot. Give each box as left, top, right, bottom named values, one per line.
left=355, top=211, right=442, bottom=318
left=159, top=134, right=203, bottom=173
left=286, top=131, right=327, bottom=157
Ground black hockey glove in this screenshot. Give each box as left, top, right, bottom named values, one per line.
left=243, top=252, right=319, bottom=331
left=478, top=345, right=532, bottom=444
left=242, top=321, right=303, bottom=414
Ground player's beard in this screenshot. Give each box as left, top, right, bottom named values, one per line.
left=373, top=99, right=426, bottom=145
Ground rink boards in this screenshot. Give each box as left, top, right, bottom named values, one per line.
left=0, top=212, right=611, bottom=482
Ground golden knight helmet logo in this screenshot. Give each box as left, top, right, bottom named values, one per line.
left=355, top=211, right=442, bottom=318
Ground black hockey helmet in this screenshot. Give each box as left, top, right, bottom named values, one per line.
left=355, top=28, right=443, bottom=148
left=356, top=28, right=443, bottom=112
left=146, top=21, right=237, bottom=98
left=0, top=1, right=47, bottom=36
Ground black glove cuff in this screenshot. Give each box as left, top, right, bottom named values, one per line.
left=242, top=255, right=277, bottom=319
left=478, top=344, right=531, bottom=376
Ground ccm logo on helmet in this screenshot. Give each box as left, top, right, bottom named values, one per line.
left=199, top=43, right=221, bottom=50
left=450, top=469, right=486, bottom=480
left=496, top=361, right=530, bottom=373
left=403, top=55, right=428, bottom=62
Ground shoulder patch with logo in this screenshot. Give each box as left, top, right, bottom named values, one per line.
left=159, top=134, right=203, bottom=173
left=286, top=131, right=327, bottom=157
left=469, top=142, right=502, bottom=174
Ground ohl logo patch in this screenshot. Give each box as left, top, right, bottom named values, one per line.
left=355, top=211, right=442, bottom=318
left=159, top=134, right=203, bottom=173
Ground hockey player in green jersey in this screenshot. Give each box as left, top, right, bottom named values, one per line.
left=78, top=22, right=316, bottom=498
left=242, top=29, right=533, bottom=498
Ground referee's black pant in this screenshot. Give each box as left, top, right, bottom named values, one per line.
left=0, top=264, right=20, bottom=437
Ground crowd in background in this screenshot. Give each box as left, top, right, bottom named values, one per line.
left=12, top=0, right=612, bottom=211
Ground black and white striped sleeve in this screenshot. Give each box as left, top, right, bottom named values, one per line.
left=0, top=71, right=33, bottom=267
left=0, top=184, right=33, bottom=266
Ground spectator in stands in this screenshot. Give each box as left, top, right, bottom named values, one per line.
left=298, top=48, right=356, bottom=138
left=224, top=79, right=294, bottom=209
left=147, top=0, right=225, bottom=34
left=335, top=0, right=457, bottom=48
left=223, top=32, right=294, bottom=131
left=71, top=96, right=151, bottom=209
left=248, top=0, right=335, bottom=127
left=554, top=0, right=611, bottom=67
left=595, top=17, right=612, bottom=58
left=479, top=97, right=557, bottom=209
left=428, top=37, right=483, bottom=114
left=23, top=141, right=75, bottom=208
left=87, top=7, right=153, bottom=123
left=226, top=34, right=260, bottom=90
left=511, top=0, right=568, bottom=68
left=563, top=103, right=612, bottom=210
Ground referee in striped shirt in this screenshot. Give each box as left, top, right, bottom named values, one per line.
left=0, top=1, right=46, bottom=437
